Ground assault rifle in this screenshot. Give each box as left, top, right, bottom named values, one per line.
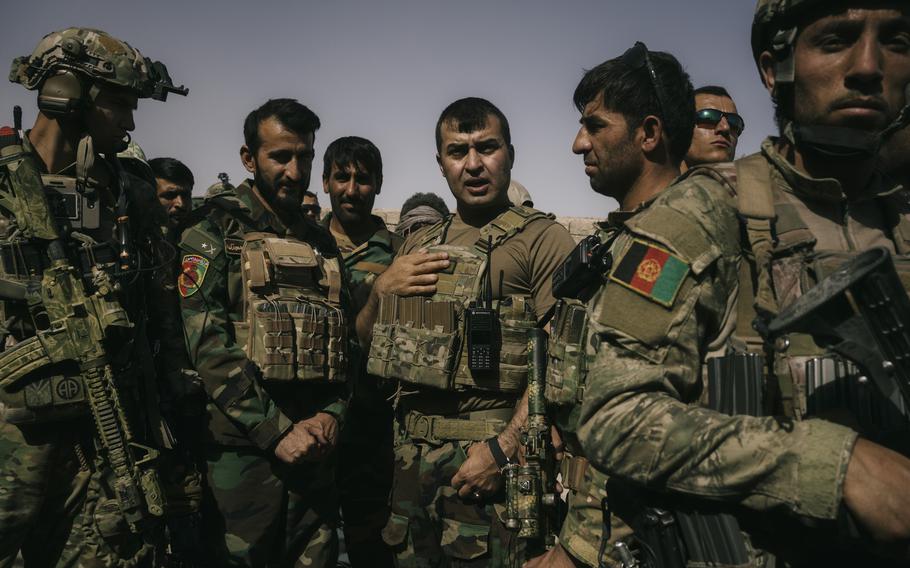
left=768, top=247, right=910, bottom=427
left=504, top=328, right=558, bottom=550
left=0, top=131, right=164, bottom=532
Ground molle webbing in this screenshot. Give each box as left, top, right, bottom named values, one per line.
left=370, top=207, right=547, bottom=393
left=240, top=234, right=348, bottom=384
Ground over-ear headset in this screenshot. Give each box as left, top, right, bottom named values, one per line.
left=37, top=70, right=88, bottom=117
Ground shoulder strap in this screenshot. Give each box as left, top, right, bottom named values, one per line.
left=735, top=154, right=779, bottom=323
left=416, top=216, right=454, bottom=248
left=475, top=205, right=552, bottom=254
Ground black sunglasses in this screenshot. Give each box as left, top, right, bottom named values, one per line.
left=620, top=41, right=671, bottom=122
left=301, top=204, right=321, bottom=214
left=696, top=108, right=745, bottom=136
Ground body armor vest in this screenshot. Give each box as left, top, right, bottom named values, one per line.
left=234, top=232, right=348, bottom=384
left=692, top=155, right=910, bottom=438
left=367, top=206, right=546, bottom=393
left=0, top=140, right=137, bottom=424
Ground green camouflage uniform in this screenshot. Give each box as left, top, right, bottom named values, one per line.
left=179, top=180, right=350, bottom=567
left=0, top=133, right=179, bottom=567
left=369, top=208, right=576, bottom=568
left=324, top=213, right=403, bottom=568
left=576, top=140, right=910, bottom=565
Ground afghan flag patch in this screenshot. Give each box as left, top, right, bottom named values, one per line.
left=178, top=254, right=210, bottom=298
left=609, top=240, right=689, bottom=307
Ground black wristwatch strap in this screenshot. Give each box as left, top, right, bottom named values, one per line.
left=486, top=436, right=512, bottom=470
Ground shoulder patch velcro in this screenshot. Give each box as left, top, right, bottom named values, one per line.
left=609, top=240, right=689, bottom=307
left=179, top=254, right=210, bottom=298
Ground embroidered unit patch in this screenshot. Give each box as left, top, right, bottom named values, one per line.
left=609, top=240, right=689, bottom=307
left=179, top=254, right=210, bottom=297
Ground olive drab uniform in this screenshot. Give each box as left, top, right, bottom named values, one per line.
left=179, top=180, right=352, bottom=566
left=575, top=139, right=910, bottom=567
left=324, top=213, right=403, bottom=568
left=367, top=206, right=575, bottom=567
left=0, top=129, right=180, bottom=566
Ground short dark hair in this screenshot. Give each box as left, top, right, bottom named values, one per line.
left=148, top=157, right=194, bottom=189
left=694, top=85, right=733, bottom=100
left=243, top=98, right=321, bottom=155
left=435, top=97, right=511, bottom=152
left=400, top=192, right=450, bottom=217
left=322, top=136, right=382, bottom=184
left=574, top=48, right=695, bottom=163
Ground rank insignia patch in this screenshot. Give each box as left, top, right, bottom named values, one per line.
left=179, top=254, right=210, bottom=298
left=609, top=240, right=689, bottom=307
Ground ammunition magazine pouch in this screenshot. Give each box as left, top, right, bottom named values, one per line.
left=368, top=206, right=548, bottom=393
left=401, top=408, right=510, bottom=445
left=237, top=234, right=348, bottom=384
left=545, top=299, right=589, bottom=406
left=706, top=352, right=766, bottom=417
left=0, top=240, right=120, bottom=283
left=559, top=454, right=588, bottom=492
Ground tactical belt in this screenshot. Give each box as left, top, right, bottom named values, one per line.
left=0, top=241, right=118, bottom=280
left=402, top=408, right=511, bottom=444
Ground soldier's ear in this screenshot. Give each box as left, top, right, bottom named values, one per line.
left=436, top=153, right=444, bottom=177
left=375, top=174, right=383, bottom=195
left=759, top=51, right=777, bottom=96
left=640, top=115, right=662, bottom=154
left=322, top=175, right=329, bottom=194
left=240, top=145, right=256, bottom=174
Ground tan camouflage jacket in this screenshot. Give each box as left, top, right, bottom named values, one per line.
left=577, top=145, right=859, bottom=522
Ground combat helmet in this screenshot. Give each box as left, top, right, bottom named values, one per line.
left=751, top=0, right=910, bottom=158
left=9, top=27, right=187, bottom=116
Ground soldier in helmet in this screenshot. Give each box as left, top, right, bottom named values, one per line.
left=0, top=27, right=188, bottom=566
left=568, top=2, right=910, bottom=566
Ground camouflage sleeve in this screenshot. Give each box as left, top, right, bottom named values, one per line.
left=179, top=220, right=292, bottom=450
left=577, top=177, right=858, bottom=521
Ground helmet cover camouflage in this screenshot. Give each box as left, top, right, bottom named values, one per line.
left=9, top=28, right=186, bottom=101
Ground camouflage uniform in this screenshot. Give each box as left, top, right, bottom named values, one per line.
left=179, top=180, right=350, bottom=566
left=574, top=139, right=910, bottom=565
left=368, top=208, right=575, bottom=567
left=324, top=213, right=403, bottom=568
left=0, top=28, right=187, bottom=568
left=547, top=207, right=652, bottom=568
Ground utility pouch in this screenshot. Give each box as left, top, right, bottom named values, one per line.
left=546, top=299, right=588, bottom=405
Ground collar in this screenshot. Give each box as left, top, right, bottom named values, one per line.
left=602, top=196, right=656, bottom=229
left=322, top=213, right=395, bottom=254
left=235, top=179, right=289, bottom=234
left=761, top=137, right=893, bottom=204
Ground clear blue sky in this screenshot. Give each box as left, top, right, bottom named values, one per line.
left=3, top=0, right=775, bottom=217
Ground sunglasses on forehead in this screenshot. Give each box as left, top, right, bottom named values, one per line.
left=696, top=108, right=745, bottom=136
left=620, top=41, right=671, bottom=121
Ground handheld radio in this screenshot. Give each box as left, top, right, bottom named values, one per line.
left=466, top=236, right=499, bottom=372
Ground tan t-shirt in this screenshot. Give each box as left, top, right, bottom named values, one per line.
left=398, top=209, right=576, bottom=414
